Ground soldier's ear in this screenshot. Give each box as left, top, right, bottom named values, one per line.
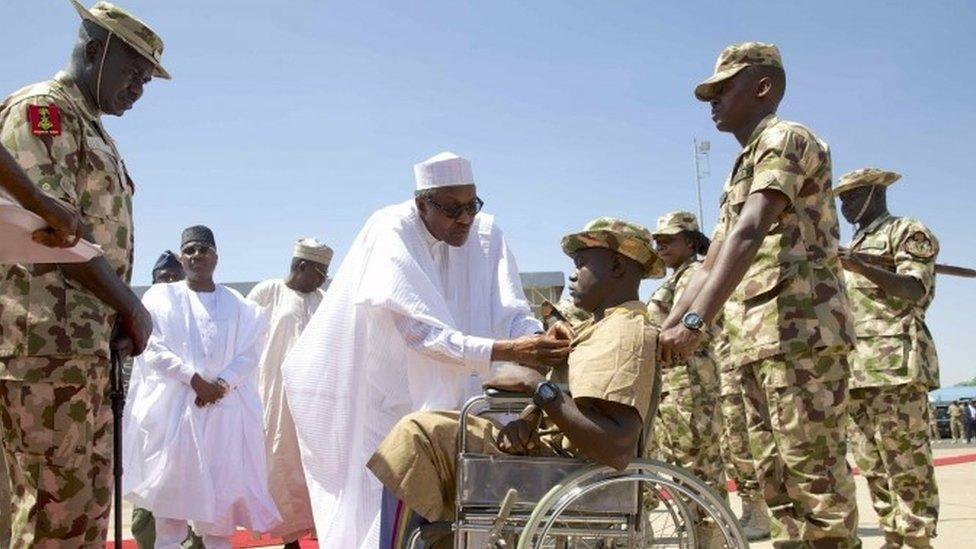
left=610, top=253, right=628, bottom=278
left=84, top=38, right=103, bottom=64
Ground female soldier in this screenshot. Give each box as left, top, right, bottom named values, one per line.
left=647, top=212, right=730, bottom=546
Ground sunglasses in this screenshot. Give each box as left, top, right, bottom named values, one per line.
left=423, top=196, right=485, bottom=219
left=181, top=243, right=215, bottom=256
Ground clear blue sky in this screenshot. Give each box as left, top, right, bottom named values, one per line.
left=5, top=1, right=975, bottom=385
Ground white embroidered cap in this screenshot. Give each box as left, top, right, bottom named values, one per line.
left=413, top=151, right=475, bottom=190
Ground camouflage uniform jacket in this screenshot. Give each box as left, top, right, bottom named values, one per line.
left=647, top=258, right=720, bottom=391
left=0, top=72, right=134, bottom=370
left=712, top=115, right=854, bottom=381
left=844, top=213, right=939, bottom=389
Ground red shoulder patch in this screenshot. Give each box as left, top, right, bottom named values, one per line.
left=27, top=105, right=61, bottom=136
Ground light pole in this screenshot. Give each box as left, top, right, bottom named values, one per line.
left=693, top=139, right=711, bottom=228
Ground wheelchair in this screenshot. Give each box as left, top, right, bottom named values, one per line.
left=405, top=389, right=747, bottom=548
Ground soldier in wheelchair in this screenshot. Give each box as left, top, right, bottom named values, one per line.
left=367, top=218, right=745, bottom=548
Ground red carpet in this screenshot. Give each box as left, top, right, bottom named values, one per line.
left=106, top=532, right=319, bottom=548
left=108, top=452, right=976, bottom=547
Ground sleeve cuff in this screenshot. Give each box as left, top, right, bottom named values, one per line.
left=511, top=315, right=544, bottom=338
left=177, top=362, right=197, bottom=385
left=216, top=368, right=242, bottom=389
left=463, top=335, right=495, bottom=376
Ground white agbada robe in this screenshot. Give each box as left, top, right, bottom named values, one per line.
left=247, top=279, right=325, bottom=541
left=123, top=282, right=281, bottom=536
left=281, top=200, right=541, bottom=547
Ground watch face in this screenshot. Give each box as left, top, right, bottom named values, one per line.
left=539, top=383, right=556, bottom=400
left=684, top=312, right=703, bottom=329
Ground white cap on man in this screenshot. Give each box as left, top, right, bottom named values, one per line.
left=413, top=151, right=475, bottom=190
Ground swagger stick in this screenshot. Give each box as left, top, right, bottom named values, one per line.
left=110, top=349, right=125, bottom=547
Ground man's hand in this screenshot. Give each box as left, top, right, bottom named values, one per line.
left=483, top=363, right=546, bottom=394
left=118, top=302, right=153, bottom=357
left=191, top=373, right=225, bottom=407
left=496, top=405, right=544, bottom=455
left=838, top=249, right=867, bottom=275
left=546, top=320, right=575, bottom=342
left=656, top=324, right=703, bottom=364
left=28, top=194, right=84, bottom=248
left=110, top=331, right=135, bottom=361
left=493, top=334, right=570, bottom=368
left=497, top=417, right=540, bottom=455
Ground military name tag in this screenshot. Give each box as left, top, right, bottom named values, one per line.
left=27, top=104, right=61, bottom=136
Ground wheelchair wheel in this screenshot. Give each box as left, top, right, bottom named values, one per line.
left=517, top=459, right=746, bottom=548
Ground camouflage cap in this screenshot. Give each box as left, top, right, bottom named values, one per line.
left=561, top=217, right=665, bottom=279
left=834, top=168, right=901, bottom=196
left=70, top=0, right=170, bottom=80
left=653, top=210, right=699, bottom=236
left=694, top=42, right=781, bottom=101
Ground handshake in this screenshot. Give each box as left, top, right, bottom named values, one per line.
left=191, top=373, right=230, bottom=408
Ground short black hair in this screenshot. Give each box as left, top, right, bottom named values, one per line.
left=682, top=230, right=711, bottom=256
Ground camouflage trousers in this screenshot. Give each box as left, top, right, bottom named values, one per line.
left=654, top=378, right=727, bottom=499
left=949, top=418, right=963, bottom=441
left=741, top=351, right=860, bottom=548
left=848, top=383, right=938, bottom=541
left=718, top=386, right=761, bottom=501
left=0, top=356, right=112, bottom=549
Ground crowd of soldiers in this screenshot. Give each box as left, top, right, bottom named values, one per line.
left=0, top=2, right=949, bottom=549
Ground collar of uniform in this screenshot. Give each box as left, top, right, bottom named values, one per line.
left=53, top=71, right=99, bottom=121
left=853, top=212, right=893, bottom=243
left=603, top=300, right=647, bottom=318
left=743, top=114, right=778, bottom=151
left=672, top=256, right=699, bottom=278
left=572, top=300, right=645, bottom=338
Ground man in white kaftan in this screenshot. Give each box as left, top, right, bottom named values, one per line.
left=123, top=226, right=281, bottom=549
left=281, top=152, right=571, bottom=547
left=248, top=238, right=332, bottom=545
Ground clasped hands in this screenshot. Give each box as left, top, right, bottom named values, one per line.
left=191, top=373, right=228, bottom=408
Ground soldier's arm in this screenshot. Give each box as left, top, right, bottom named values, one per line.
left=840, top=255, right=924, bottom=301
left=844, top=223, right=934, bottom=303
left=686, top=190, right=788, bottom=324
left=2, top=98, right=151, bottom=354
left=0, top=144, right=83, bottom=246
left=660, top=240, right=721, bottom=331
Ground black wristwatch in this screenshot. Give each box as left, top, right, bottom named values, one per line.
left=533, top=380, right=561, bottom=408
left=682, top=311, right=705, bottom=331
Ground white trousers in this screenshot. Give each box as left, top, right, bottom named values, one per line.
left=155, top=517, right=231, bottom=549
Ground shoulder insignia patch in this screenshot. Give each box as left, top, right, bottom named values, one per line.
left=903, top=231, right=936, bottom=260
left=27, top=105, right=61, bottom=136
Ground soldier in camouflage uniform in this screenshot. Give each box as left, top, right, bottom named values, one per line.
left=646, top=212, right=729, bottom=546
left=0, top=1, right=167, bottom=546
left=658, top=42, right=860, bottom=547
left=836, top=168, right=940, bottom=548
left=927, top=401, right=939, bottom=440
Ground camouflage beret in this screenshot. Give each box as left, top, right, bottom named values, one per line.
left=70, top=0, right=170, bottom=79
left=561, top=217, right=665, bottom=279
left=695, top=42, right=782, bottom=102
left=653, top=210, right=699, bottom=236
left=834, top=168, right=901, bottom=196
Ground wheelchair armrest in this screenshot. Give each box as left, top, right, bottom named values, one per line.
left=484, top=388, right=532, bottom=399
